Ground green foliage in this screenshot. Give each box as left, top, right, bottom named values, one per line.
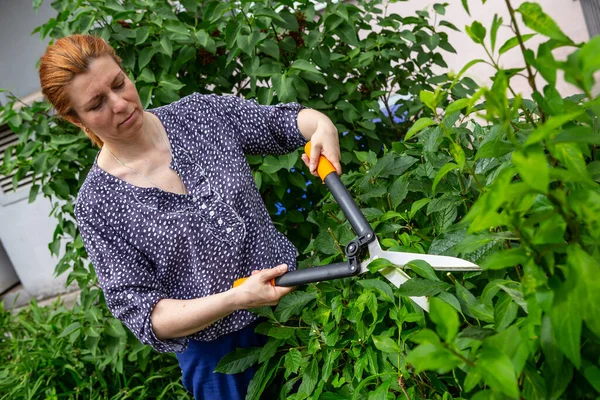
left=0, top=288, right=188, bottom=399
left=1, top=0, right=599, bottom=399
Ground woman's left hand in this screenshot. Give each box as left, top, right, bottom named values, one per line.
left=298, top=110, right=341, bottom=177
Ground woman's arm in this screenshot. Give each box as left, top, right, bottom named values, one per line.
left=151, top=264, right=292, bottom=340
left=297, top=108, right=341, bottom=177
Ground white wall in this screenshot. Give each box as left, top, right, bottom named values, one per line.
left=0, top=0, right=69, bottom=306
left=0, top=194, right=71, bottom=303
left=385, top=0, right=590, bottom=97
left=0, top=0, right=56, bottom=104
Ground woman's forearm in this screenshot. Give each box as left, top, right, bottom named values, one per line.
left=151, top=290, right=240, bottom=340
left=297, top=108, right=336, bottom=141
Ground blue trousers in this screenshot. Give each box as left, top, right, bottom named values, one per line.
left=176, top=321, right=267, bottom=400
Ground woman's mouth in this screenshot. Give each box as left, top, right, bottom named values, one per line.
left=119, top=110, right=136, bottom=127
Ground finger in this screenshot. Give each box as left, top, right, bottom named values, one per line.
left=259, top=264, right=289, bottom=282
left=301, top=154, right=310, bottom=169
left=275, top=286, right=295, bottom=296
left=251, top=270, right=261, bottom=276
left=334, top=162, right=342, bottom=175
left=323, top=151, right=342, bottom=176
left=302, top=153, right=319, bottom=176
left=309, top=143, right=323, bottom=174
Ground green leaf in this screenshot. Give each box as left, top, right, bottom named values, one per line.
left=28, top=184, right=40, bottom=203
left=357, top=279, right=395, bottom=303
left=406, top=342, right=463, bottom=374
left=437, top=292, right=463, bottom=315
left=407, top=260, right=440, bottom=281
left=582, top=361, right=600, bottom=392
left=290, top=59, right=321, bottom=75
left=494, top=293, right=518, bottom=331
left=260, top=39, right=279, bottom=59
left=550, top=285, right=582, bottom=368
left=283, top=348, right=302, bottom=375
left=336, top=22, right=359, bottom=47
left=49, top=179, right=71, bottom=199
left=405, top=118, right=436, bottom=141
left=367, top=258, right=395, bottom=273
left=461, top=0, right=470, bottom=16
left=389, top=176, right=409, bottom=209
left=271, top=73, right=295, bottom=102
left=432, top=162, right=459, bottom=194
left=138, top=68, right=155, bottom=83
left=490, top=15, right=503, bottom=52
left=517, top=2, right=572, bottom=43
left=397, top=279, right=451, bottom=297
left=51, top=135, right=81, bottom=145
left=255, top=63, right=282, bottom=77
left=135, top=26, right=150, bottom=46
left=274, top=291, right=317, bottom=323
left=449, top=59, right=485, bottom=90
left=523, top=363, right=548, bottom=400
left=137, top=47, right=155, bottom=70
left=259, top=338, right=281, bottom=363
left=498, top=33, right=536, bottom=55
left=512, top=146, right=549, bottom=194
left=465, top=21, right=486, bottom=44
left=214, top=347, right=261, bottom=373
left=246, top=357, right=281, bottom=400
left=297, top=358, right=318, bottom=397
left=551, top=126, right=600, bottom=145
left=525, top=110, right=584, bottom=146
left=372, top=335, right=402, bottom=353
left=57, top=322, right=81, bottom=338
left=445, top=98, right=470, bottom=116
left=475, top=140, right=515, bottom=160
left=159, top=36, right=173, bottom=57
left=410, top=198, right=430, bottom=219
left=32, top=152, right=49, bottom=174
left=268, top=326, right=295, bottom=339
left=480, top=247, right=527, bottom=270
left=475, top=347, right=520, bottom=399
left=568, top=246, right=600, bottom=338
left=429, top=297, right=459, bottom=342
left=420, top=90, right=437, bottom=111
left=254, top=7, right=287, bottom=24
left=159, top=74, right=185, bottom=91
left=195, top=29, right=209, bottom=47
left=138, top=86, right=152, bottom=108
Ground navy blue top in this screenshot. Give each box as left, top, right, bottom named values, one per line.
left=75, top=93, right=307, bottom=353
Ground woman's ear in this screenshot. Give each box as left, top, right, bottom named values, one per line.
left=63, top=113, right=85, bottom=131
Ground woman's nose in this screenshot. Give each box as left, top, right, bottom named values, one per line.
left=111, top=94, right=128, bottom=113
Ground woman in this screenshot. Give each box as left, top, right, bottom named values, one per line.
left=38, top=34, right=341, bottom=399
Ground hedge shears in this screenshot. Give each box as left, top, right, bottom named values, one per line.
left=235, top=142, right=480, bottom=311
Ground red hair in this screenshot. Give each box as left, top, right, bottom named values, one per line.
left=39, top=35, right=123, bottom=147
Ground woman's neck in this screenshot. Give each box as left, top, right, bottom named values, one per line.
left=98, top=112, right=168, bottom=170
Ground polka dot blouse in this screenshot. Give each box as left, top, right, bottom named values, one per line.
left=75, top=93, right=307, bottom=353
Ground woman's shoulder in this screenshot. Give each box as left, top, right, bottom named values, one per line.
left=148, top=93, right=245, bottom=117
left=74, top=165, right=120, bottom=223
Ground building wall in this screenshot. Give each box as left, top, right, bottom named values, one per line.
left=0, top=0, right=56, bottom=105
left=0, top=0, right=67, bottom=306
left=0, top=195, right=71, bottom=302
left=385, top=0, right=590, bottom=97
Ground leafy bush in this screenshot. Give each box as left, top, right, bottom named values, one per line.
left=1, top=0, right=599, bottom=399
left=0, top=288, right=187, bottom=399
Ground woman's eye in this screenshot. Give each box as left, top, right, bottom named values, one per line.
left=91, top=101, right=102, bottom=110
left=115, top=81, right=125, bottom=89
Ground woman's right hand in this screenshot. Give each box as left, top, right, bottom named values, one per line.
left=232, top=264, right=295, bottom=309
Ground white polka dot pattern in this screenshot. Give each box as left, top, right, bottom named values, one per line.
left=75, top=93, right=307, bottom=353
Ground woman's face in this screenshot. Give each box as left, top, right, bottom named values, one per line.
left=67, top=56, right=144, bottom=143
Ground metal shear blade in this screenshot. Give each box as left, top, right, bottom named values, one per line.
left=360, top=238, right=480, bottom=312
